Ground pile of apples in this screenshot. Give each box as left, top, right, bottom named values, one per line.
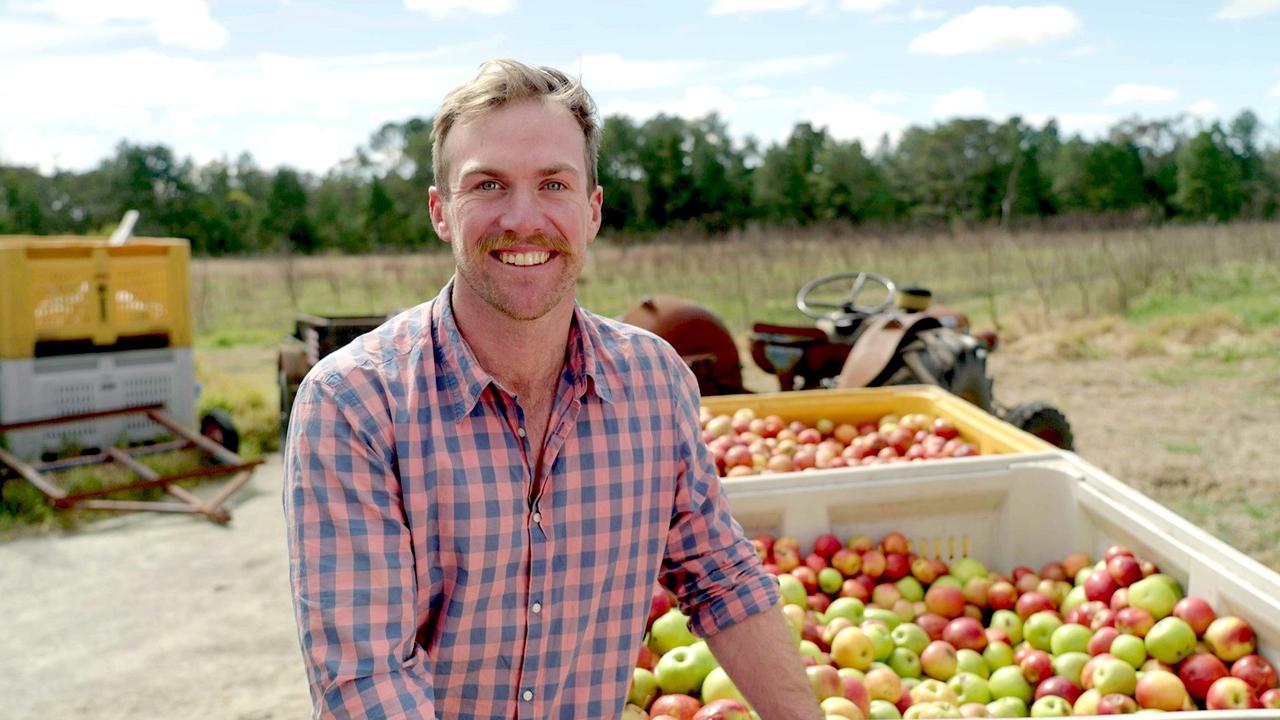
left=699, top=407, right=979, bottom=478
left=623, top=532, right=1276, bottom=719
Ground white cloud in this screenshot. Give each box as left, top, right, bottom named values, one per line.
left=0, top=18, right=133, bottom=51
left=1104, top=83, right=1179, bottom=106
left=738, top=52, right=845, bottom=79
left=870, top=91, right=906, bottom=105
left=805, top=90, right=906, bottom=146
left=736, top=84, right=773, bottom=98
left=1025, top=112, right=1116, bottom=137
left=932, top=88, right=988, bottom=116
left=605, top=85, right=739, bottom=121
left=1216, top=0, right=1280, bottom=19
left=403, top=0, right=515, bottom=18
left=709, top=0, right=821, bottom=15
left=14, top=0, right=227, bottom=49
left=1068, top=45, right=1097, bottom=57
left=1186, top=100, right=1218, bottom=116
left=1271, top=81, right=1280, bottom=97
left=909, top=5, right=1079, bottom=55
left=909, top=7, right=946, bottom=20
left=577, top=54, right=707, bottom=92
left=841, top=0, right=897, bottom=11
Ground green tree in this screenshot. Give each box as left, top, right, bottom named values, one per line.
left=263, top=168, right=317, bottom=253
left=1174, top=127, right=1244, bottom=220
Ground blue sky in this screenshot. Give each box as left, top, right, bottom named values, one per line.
left=2, top=0, right=1278, bottom=174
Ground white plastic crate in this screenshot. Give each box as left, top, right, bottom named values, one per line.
left=0, top=347, right=194, bottom=459
left=722, top=452, right=1280, bottom=698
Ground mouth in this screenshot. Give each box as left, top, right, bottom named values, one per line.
left=492, top=249, right=557, bottom=267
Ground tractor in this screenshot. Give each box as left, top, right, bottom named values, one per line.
left=621, top=270, right=1074, bottom=450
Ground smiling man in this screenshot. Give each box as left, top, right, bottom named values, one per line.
left=283, top=59, right=821, bottom=719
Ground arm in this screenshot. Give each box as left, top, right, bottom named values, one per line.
left=706, top=603, right=824, bottom=720
left=284, top=373, right=437, bottom=719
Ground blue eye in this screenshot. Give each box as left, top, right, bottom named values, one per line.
left=544, top=181, right=566, bottom=191
left=479, top=180, right=500, bottom=191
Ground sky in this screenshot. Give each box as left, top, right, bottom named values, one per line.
left=1, top=0, right=1279, bottom=175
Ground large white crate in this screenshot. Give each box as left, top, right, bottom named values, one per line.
left=722, top=452, right=1280, bottom=690
left=0, top=348, right=194, bottom=459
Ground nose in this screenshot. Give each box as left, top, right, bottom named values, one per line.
left=497, top=186, right=544, bottom=237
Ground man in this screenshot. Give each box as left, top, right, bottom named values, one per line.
left=284, top=59, right=822, bottom=719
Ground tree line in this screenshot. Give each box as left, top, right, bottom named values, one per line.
left=2, top=110, right=1278, bottom=255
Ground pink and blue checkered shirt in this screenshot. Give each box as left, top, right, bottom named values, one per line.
left=283, top=281, right=778, bottom=719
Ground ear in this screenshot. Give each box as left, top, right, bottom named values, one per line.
left=428, top=186, right=453, bottom=242
left=586, top=185, right=603, bottom=243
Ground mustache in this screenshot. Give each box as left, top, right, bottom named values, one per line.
left=476, top=232, right=573, bottom=256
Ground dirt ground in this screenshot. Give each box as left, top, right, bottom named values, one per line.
left=2, top=338, right=1277, bottom=719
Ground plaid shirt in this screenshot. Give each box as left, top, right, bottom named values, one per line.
left=283, top=281, right=778, bottom=719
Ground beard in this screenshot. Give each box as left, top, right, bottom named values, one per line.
left=453, top=230, right=581, bottom=322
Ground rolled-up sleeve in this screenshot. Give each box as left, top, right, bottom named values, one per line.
left=659, top=361, right=781, bottom=639
left=283, top=371, right=437, bottom=720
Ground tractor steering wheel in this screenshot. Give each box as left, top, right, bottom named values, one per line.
left=796, top=271, right=897, bottom=320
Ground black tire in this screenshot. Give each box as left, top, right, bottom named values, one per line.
left=200, top=408, right=241, bottom=456
left=1004, top=401, right=1074, bottom=451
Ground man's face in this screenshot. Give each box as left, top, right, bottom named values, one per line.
left=429, top=98, right=603, bottom=322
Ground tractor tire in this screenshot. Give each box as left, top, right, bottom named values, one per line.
left=1004, top=401, right=1074, bottom=451
left=200, top=408, right=241, bottom=456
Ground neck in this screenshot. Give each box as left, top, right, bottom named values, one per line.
left=449, top=282, right=574, bottom=396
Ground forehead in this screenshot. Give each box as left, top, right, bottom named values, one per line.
left=443, top=98, right=587, bottom=180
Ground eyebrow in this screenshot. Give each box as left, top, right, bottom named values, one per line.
left=458, top=164, right=582, bottom=181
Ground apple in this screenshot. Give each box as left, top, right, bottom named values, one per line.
left=1028, top=695, right=1072, bottom=717
left=774, top=546, right=801, bottom=573
left=1017, top=650, right=1053, bottom=684
left=863, top=550, right=887, bottom=578
left=955, top=649, right=989, bottom=679
left=1108, top=633, right=1146, bottom=669
left=896, top=576, right=926, bottom=604
left=982, top=642, right=1014, bottom=670
left=621, top=703, right=648, bottom=720
left=958, top=702, right=989, bottom=718
left=892, top=623, right=931, bottom=656
left=1052, top=652, right=1089, bottom=688
left=1231, top=654, right=1278, bottom=694
left=650, top=609, right=697, bottom=654
left=1144, top=616, right=1197, bottom=665
left=827, top=597, right=867, bottom=624
left=1204, top=616, right=1257, bottom=662
left=988, top=610, right=1023, bottom=645
left=917, top=613, right=950, bottom=642
left=950, top=558, right=988, bottom=586
left=1205, top=676, right=1256, bottom=710
left=873, top=584, right=903, bottom=609
left=949, top=672, right=992, bottom=705
left=864, top=607, right=902, bottom=630
left=984, top=628, right=1009, bottom=647
left=868, top=699, right=901, bottom=720
left=809, top=593, right=832, bottom=615
left=792, top=566, right=820, bottom=594
left=778, top=573, right=807, bottom=607
left=1014, top=592, right=1055, bottom=621
left=814, top=533, right=844, bottom=560
left=962, top=577, right=993, bottom=608
left=1261, top=688, right=1280, bottom=709
left=629, top=667, right=660, bottom=709
left=986, top=582, right=1017, bottom=612
left=985, top=696, right=1027, bottom=718
left=1087, top=627, right=1120, bottom=657
left=637, top=644, right=658, bottom=671
left=820, top=567, right=846, bottom=595
left=1106, top=555, right=1143, bottom=587
left=843, top=672, right=873, bottom=715
left=701, top=666, right=748, bottom=704
left=1071, top=689, right=1100, bottom=716
left=864, top=623, right=896, bottom=662
left=1035, top=676, right=1082, bottom=705
left=926, top=585, right=966, bottom=619
left=842, top=578, right=871, bottom=602
left=889, top=647, right=923, bottom=679
left=944, top=617, right=987, bottom=652
left=833, top=549, right=864, bottom=578
left=820, top=696, right=864, bottom=720
left=911, top=678, right=960, bottom=706
left=1089, top=608, right=1117, bottom=632
left=1107, top=587, right=1128, bottom=611
left=1135, top=669, right=1189, bottom=711
left=693, top=699, right=752, bottom=720
left=987, top=666, right=1032, bottom=704
left=1171, top=596, right=1216, bottom=636
left=1178, top=652, right=1230, bottom=701
left=654, top=641, right=718, bottom=695
left=1048, top=623, right=1090, bottom=656
left=1091, top=657, right=1137, bottom=696
left=912, top=557, right=940, bottom=585
left=1095, top=693, right=1138, bottom=715
left=849, top=535, right=874, bottom=552
left=649, top=693, right=701, bottom=720
left=1083, top=570, right=1118, bottom=604
left=1126, top=576, right=1178, bottom=620
left=810, top=664, right=846, bottom=701
left=1104, top=545, right=1134, bottom=562
left=921, top=640, right=959, bottom=681
left=1022, top=611, right=1061, bottom=652
left=1114, top=606, right=1154, bottom=637
left=832, top=626, right=876, bottom=671
left=865, top=667, right=904, bottom=703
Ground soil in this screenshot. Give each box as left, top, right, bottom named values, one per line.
left=2, top=333, right=1277, bottom=719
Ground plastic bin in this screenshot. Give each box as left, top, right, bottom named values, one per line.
left=0, top=235, right=191, bottom=359
left=701, top=385, right=1054, bottom=457
left=721, top=453, right=1280, bottom=684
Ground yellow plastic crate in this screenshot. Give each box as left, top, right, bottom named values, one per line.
left=0, top=236, right=191, bottom=359
left=700, top=385, right=1053, bottom=456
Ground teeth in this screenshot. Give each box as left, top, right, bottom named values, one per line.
left=498, top=251, right=551, bottom=266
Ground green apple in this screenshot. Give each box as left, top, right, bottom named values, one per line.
left=1030, top=695, right=1072, bottom=717
left=990, top=610, right=1024, bottom=645
left=628, top=667, right=659, bottom=709
left=1052, top=652, right=1089, bottom=686
left=1060, top=586, right=1087, bottom=615
left=650, top=609, right=697, bottom=654
left=1144, top=616, right=1197, bottom=665
left=984, top=641, right=1015, bottom=670
left=911, top=678, right=960, bottom=705
left=896, top=576, right=925, bottom=603
left=1050, top=623, right=1091, bottom=655
left=949, top=671, right=992, bottom=704
left=986, top=696, right=1029, bottom=718
left=701, top=665, right=748, bottom=704
left=1091, top=657, right=1137, bottom=696
left=838, top=667, right=866, bottom=681
left=1110, top=633, right=1147, bottom=669
left=1024, top=611, right=1062, bottom=652
left=819, top=567, right=844, bottom=595
left=778, top=574, right=808, bottom=607
left=654, top=641, right=717, bottom=694
left=1072, top=689, right=1100, bottom=716
left=890, top=647, right=923, bottom=678
left=1127, top=577, right=1177, bottom=620
left=865, top=622, right=896, bottom=661
left=988, top=666, right=1033, bottom=703
left=1074, top=567, right=1093, bottom=587
left=892, top=622, right=931, bottom=656
left=1146, top=574, right=1184, bottom=602
left=870, top=699, right=903, bottom=719
left=865, top=607, right=902, bottom=629
left=799, top=639, right=824, bottom=664
left=956, top=648, right=990, bottom=678
left=951, top=558, right=989, bottom=585
left=826, top=597, right=866, bottom=625
left=932, top=575, right=963, bottom=590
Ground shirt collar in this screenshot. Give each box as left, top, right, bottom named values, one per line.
left=433, top=278, right=614, bottom=423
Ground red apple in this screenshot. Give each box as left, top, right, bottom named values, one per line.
left=1172, top=596, right=1216, bottom=636
left=1204, top=617, right=1257, bottom=662
left=774, top=546, right=800, bottom=573
left=986, top=627, right=1010, bottom=645
left=963, top=577, right=993, bottom=608
left=987, top=581, right=1017, bottom=611
left=1178, top=652, right=1230, bottom=701
left=840, top=578, right=869, bottom=601
left=883, top=553, right=911, bottom=581
left=1084, top=570, right=1119, bottom=604
left=881, top=531, right=910, bottom=555
left=1114, top=606, right=1155, bottom=637
left=1062, top=553, right=1092, bottom=579
left=1231, top=654, right=1278, bottom=694
left=1205, top=676, right=1256, bottom=710
left=1039, top=561, right=1067, bottom=582
left=1011, top=565, right=1035, bottom=582
left=1135, top=670, right=1189, bottom=711
left=1014, top=591, right=1055, bottom=620
left=1036, top=676, right=1083, bottom=704
left=1088, top=627, right=1121, bottom=656
left=916, top=612, right=949, bottom=641
left=648, top=585, right=675, bottom=628
left=1260, top=688, right=1280, bottom=708
left=925, top=585, right=966, bottom=619
left=944, top=617, right=988, bottom=652
left=813, top=533, right=843, bottom=560
left=1015, top=572, right=1041, bottom=594
left=1104, top=545, right=1134, bottom=562
left=844, top=675, right=872, bottom=716
left=636, top=644, right=657, bottom=671
left=1096, top=693, right=1138, bottom=715
left=1106, top=555, right=1143, bottom=587
left=832, top=549, right=862, bottom=577
left=911, top=557, right=939, bottom=585
left=693, top=699, right=751, bottom=720
left=805, top=553, right=830, bottom=573
left=808, top=593, right=831, bottom=615
left=650, top=693, right=702, bottom=720
left=1090, top=608, right=1117, bottom=631
left=862, top=550, right=886, bottom=578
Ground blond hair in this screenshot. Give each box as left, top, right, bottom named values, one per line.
left=432, top=59, right=600, bottom=195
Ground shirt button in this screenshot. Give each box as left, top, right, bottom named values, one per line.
left=532, top=511, right=542, bottom=524
left=522, top=689, right=534, bottom=702
left=531, top=601, right=542, bottom=614
left=517, top=427, right=527, bottom=438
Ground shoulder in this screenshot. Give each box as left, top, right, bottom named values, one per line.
left=300, top=300, right=436, bottom=404
left=578, top=307, right=688, bottom=372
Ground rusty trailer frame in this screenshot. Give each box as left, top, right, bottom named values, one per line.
left=0, top=404, right=261, bottom=524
